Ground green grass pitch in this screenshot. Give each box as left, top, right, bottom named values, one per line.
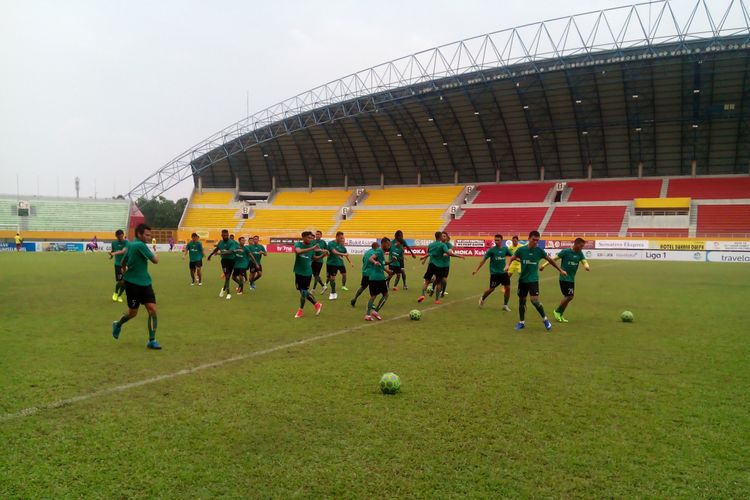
left=1, top=251, right=748, bottom=497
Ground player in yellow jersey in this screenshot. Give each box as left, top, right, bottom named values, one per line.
left=506, top=235, right=522, bottom=278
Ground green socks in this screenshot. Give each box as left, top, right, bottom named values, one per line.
left=117, top=314, right=131, bottom=326
left=330, top=280, right=336, bottom=293
left=376, top=295, right=388, bottom=311
left=366, top=299, right=375, bottom=315
left=531, top=300, right=546, bottom=318
left=299, top=292, right=306, bottom=309
left=147, top=314, right=157, bottom=341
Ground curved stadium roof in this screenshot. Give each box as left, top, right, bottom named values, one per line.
left=129, top=0, right=750, bottom=198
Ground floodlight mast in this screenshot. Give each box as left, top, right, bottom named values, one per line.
left=127, top=0, right=750, bottom=200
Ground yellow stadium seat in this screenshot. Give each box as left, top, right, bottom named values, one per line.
left=243, top=209, right=338, bottom=232
left=338, top=209, right=446, bottom=238
left=181, top=208, right=239, bottom=228
left=362, top=186, right=463, bottom=206
left=191, top=191, right=235, bottom=205
left=273, top=190, right=350, bottom=206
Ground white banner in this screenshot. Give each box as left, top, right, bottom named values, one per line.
left=706, top=251, right=750, bottom=263
left=583, top=249, right=705, bottom=262
left=705, top=241, right=750, bottom=251
left=595, top=239, right=649, bottom=249
left=346, top=238, right=377, bottom=246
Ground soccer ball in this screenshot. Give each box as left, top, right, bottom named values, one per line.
left=621, top=310, right=634, bottom=322
left=379, top=372, right=401, bottom=394
left=409, top=309, right=422, bottom=321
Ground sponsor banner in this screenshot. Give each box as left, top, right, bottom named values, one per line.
left=596, top=239, right=649, bottom=250
left=454, top=239, right=491, bottom=248
left=544, top=239, right=596, bottom=250
left=267, top=243, right=295, bottom=253
left=0, top=242, right=36, bottom=252
left=582, top=249, right=706, bottom=261
left=705, top=240, right=750, bottom=251
left=412, top=239, right=433, bottom=247
left=36, top=242, right=84, bottom=252
left=346, top=237, right=377, bottom=246
left=270, top=237, right=302, bottom=245
left=655, top=240, right=705, bottom=251
left=348, top=245, right=430, bottom=256
left=196, top=230, right=210, bottom=240
left=706, top=251, right=750, bottom=263
left=450, top=248, right=489, bottom=257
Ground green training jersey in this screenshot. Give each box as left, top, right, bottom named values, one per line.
left=428, top=240, right=450, bottom=268
left=185, top=241, right=203, bottom=262
left=389, top=241, right=404, bottom=266
left=248, top=244, right=266, bottom=265
left=515, top=245, right=548, bottom=284
left=122, top=240, right=154, bottom=286
left=484, top=245, right=512, bottom=274
left=234, top=245, right=251, bottom=269
left=445, top=242, right=453, bottom=267
left=293, top=241, right=316, bottom=276
left=111, top=239, right=128, bottom=266
left=368, top=248, right=386, bottom=280
left=314, top=239, right=327, bottom=259
left=216, top=239, right=239, bottom=261
left=558, top=248, right=586, bottom=283
left=326, top=241, right=347, bottom=266
left=362, top=249, right=375, bottom=276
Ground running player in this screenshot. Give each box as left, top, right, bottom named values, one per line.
left=418, top=231, right=464, bottom=304
left=247, top=235, right=267, bottom=290
left=541, top=237, right=590, bottom=322
left=472, top=233, right=513, bottom=311
left=351, top=242, right=378, bottom=308
left=365, top=237, right=393, bottom=321
left=311, top=230, right=328, bottom=292
left=507, top=235, right=522, bottom=279
left=111, top=223, right=162, bottom=349
left=108, top=229, right=128, bottom=302
left=388, top=230, right=416, bottom=290
left=232, top=236, right=251, bottom=295
left=326, top=231, right=351, bottom=300
left=182, top=233, right=204, bottom=286
left=504, top=230, right=567, bottom=331
left=438, top=232, right=453, bottom=298
left=293, top=231, right=323, bottom=318
left=207, top=229, right=240, bottom=300
left=151, top=236, right=157, bottom=253
left=14, top=232, right=22, bottom=251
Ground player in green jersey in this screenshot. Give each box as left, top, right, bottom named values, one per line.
left=108, top=229, right=128, bottom=302
left=247, top=235, right=267, bottom=290
left=182, top=232, right=204, bottom=286
left=111, top=224, right=162, bottom=349
left=438, top=232, right=454, bottom=299
left=207, top=229, right=240, bottom=300
left=232, top=236, right=257, bottom=295
left=472, top=233, right=513, bottom=311
left=540, top=237, right=590, bottom=322
left=294, top=231, right=324, bottom=318
left=418, top=231, right=464, bottom=304
left=365, top=237, right=394, bottom=321
left=311, top=230, right=328, bottom=292
left=351, top=242, right=379, bottom=308
left=326, top=231, right=352, bottom=300
left=505, top=230, right=567, bottom=331
left=387, top=230, right=416, bottom=290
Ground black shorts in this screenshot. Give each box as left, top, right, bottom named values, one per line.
left=233, top=266, right=248, bottom=278
left=248, top=264, right=262, bottom=273
left=114, top=265, right=123, bottom=282
left=518, top=281, right=540, bottom=298
left=327, top=264, right=346, bottom=277
left=360, top=275, right=370, bottom=288
left=312, top=260, right=323, bottom=277
left=423, top=263, right=448, bottom=282
left=445, top=266, right=451, bottom=278
left=389, top=262, right=401, bottom=272
left=221, top=259, right=235, bottom=276
left=368, top=279, right=388, bottom=296
left=124, top=282, right=156, bottom=309
left=295, top=273, right=312, bottom=290
left=490, top=273, right=510, bottom=289
left=189, top=260, right=203, bottom=270
left=560, top=281, right=575, bottom=297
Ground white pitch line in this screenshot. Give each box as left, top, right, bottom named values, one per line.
left=0, top=295, right=474, bottom=423
left=2, top=266, right=604, bottom=424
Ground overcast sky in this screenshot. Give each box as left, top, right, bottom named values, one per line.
left=1, top=0, right=703, bottom=200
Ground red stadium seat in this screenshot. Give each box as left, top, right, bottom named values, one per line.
left=445, top=207, right=549, bottom=234
left=473, top=183, right=554, bottom=203
left=667, top=178, right=750, bottom=200
left=566, top=179, right=662, bottom=202
left=544, top=206, right=626, bottom=234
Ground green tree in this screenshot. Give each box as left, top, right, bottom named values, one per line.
left=136, top=196, right=188, bottom=228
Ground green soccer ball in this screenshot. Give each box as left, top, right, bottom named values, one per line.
left=621, top=310, right=634, bottom=323
left=409, top=309, right=422, bottom=321
left=379, top=372, right=401, bottom=394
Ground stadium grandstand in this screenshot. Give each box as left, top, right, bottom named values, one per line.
left=82, top=1, right=750, bottom=242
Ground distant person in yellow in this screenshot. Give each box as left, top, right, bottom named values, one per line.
left=151, top=237, right=157, bottom=253
left=506, top=235, right=522, bottom=277
left=15, top=232, right=23, bottom=251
